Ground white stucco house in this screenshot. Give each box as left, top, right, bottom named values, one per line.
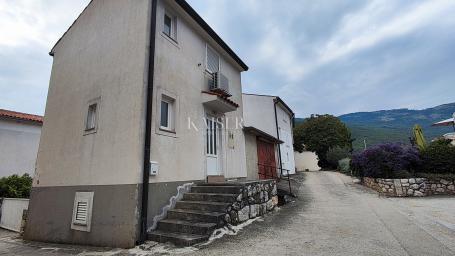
left=0, top=109, right=42, bottom=178
left=24, top=0, right=250, bottom=248
left=242, top=94, right=296, bottom=180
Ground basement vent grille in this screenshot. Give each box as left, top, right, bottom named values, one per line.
left=71, top=192, right=94, bottom=232
left=75, top=201, right=88, bottom=224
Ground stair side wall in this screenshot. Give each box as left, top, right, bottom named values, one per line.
left=226, top=180, right=278, bottom=224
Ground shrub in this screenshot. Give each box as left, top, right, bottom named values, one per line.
left=326, top=146, right=351, bottom=169
left=293, top=114, right=352, bottom=168
left=338, top=158, right=351, bottom=174
left=351, top=143, right=421, bottom=178
left=419, top=139, right=455, bottom=174
left=0, top=174, right=33, bottom=198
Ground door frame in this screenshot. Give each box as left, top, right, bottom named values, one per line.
left=204, top=113, right=225, bottom=177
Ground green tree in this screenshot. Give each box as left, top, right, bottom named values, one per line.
left=294, top=114, right=353, bottom=168
left=0, top=173, right=33, bottom=198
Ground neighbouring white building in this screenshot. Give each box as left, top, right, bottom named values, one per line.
left=242, top=94, right=296, bottom=180
left=25, top=0, right=249, bottom=248
left=294, top=151, right=320, bottom=171
left=0, top=109, right=42, bottom=177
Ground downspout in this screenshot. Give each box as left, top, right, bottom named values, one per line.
left=139, top=0, right=157, bottom=244
left=274, top=99, right=283, bottom=175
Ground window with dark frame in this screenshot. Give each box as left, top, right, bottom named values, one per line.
left=163, top=13, right=172, bottom=38
left=85, top=103, right=97, bottom=131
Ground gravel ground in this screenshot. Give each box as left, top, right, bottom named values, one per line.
left=0, top=171, right=454, bottom=255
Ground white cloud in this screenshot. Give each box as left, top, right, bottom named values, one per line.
left=0, top=0, right=89, bottom=49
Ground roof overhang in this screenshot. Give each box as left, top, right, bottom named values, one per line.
left=243, top=126, right=283, bottom=144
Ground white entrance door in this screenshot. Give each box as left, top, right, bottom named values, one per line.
left=206, top=117, right=223, bottom=176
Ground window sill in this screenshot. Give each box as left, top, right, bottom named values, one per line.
left=161, top=32, right=179, bottom=48
left=83, top=128, right=97, bottom=136
left=157, top=127, right=177, bottom=138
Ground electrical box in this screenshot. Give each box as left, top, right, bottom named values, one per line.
left=150, top=161, right=159, bottom=176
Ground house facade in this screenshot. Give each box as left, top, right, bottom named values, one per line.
left=0, top=109, right=42, bottom=177
left=24, top=0, right=248, bottom=248
left=242, top=94, right=296, bottom=180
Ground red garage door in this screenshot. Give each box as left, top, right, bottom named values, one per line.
left=257, top=139, right=277, bottom=179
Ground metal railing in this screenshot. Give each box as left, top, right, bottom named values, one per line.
left=257, top=163, right=293, bottom=195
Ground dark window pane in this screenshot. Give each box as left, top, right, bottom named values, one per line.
left=86, top=104, right=97, bottom=130
left=164, top=14, right=172, bottom=37
left=160, top=101, right=169, bottom=127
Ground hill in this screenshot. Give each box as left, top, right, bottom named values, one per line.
left=296, top=103, right=455, bottom=150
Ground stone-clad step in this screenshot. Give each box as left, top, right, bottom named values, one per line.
left=183, top=192, right=238, bottom=203
left=148, top=183, right=245, bottom=246
left=175, top=200, right=231, bottom=212
left=166, top=208, right=226, bottom=226
left=191, top=185, right=242, bottom=194
left=147, top=230, right=208, bottom=247
left=157, top=219, right=217, bottom=235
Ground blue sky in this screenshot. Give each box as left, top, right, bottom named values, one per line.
left=1, top=0, right=455, bottom=117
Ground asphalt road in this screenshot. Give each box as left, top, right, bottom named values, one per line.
left=1, top=171, right=454, bottom=255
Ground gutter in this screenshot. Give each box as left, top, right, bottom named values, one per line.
left=139, top=0, right=157, bottom=244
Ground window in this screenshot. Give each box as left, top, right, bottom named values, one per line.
left=163, top=12, right=177, bottom=40
left=163, top=14, right=172, bottom=37
left=85, top=103, right=97, bottom=131
left=160, top=96, right=174, bottom=131
left=206, top=45, right=220, bottom=73
left=71, top=192, right=94, bottom=232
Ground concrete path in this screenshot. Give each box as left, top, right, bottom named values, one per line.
left=1, top=171, right=454, bottom=255
left=187, top=171, right=455, bottom=256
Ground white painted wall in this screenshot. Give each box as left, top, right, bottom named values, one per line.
left=0, top=198, right=29, bottom=232
left=276, top=103, right=295, bottom=174
left=0, top=119, right=41, bottom=177
left=242, top=94, right=295, bottom=174
left=243, top=95, right=276, bottom=137
left=149, top=0, right=247, bottom=182
left=34, top=0, right=150, bottom=187
left=294, top=151, right=320, bottom=171
left=34, top=0, right=248, bottom=187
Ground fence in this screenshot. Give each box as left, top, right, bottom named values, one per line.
left=0, top=198, right=29, bottom=232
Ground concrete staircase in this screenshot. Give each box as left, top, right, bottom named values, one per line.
left=147, top=183, right=241, bottom=246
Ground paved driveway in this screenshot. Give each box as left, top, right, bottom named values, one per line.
left=1, top=171, right=454, bottom=255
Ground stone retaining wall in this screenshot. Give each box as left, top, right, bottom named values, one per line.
left=363, top=177, right=455, bottom=197
left=226, top=180, right=278, bottom=225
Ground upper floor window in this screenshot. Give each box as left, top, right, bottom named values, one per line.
left=84, top=97, right=100, bottom=135
left=206, top=45, right=220, bottom=73
left=163, top=12, right=177, bottom=41
left=85, top=103, right=97, bottom=131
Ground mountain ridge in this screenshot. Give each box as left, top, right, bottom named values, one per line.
left=296, top=102, right=455, bottom=150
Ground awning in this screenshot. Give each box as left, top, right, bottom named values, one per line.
left=202, top=91, right=238, bottom=113
left=432, top=117, right=454, bottom=127
left=243, top=126, right=283, bottom=144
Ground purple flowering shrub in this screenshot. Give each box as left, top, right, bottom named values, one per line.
left=351, top=143, right=421, bottom=178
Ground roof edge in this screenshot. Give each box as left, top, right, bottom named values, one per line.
left=175, top=0, right=248, bottom=71
left=49, top=0, right=94, bottom=56
left=0, top=109, right=43, bottom=124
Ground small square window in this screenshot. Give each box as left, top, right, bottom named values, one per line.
left=85, top=103, right=97, bottom=131
left=160, top=96, right=174, bottom=131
